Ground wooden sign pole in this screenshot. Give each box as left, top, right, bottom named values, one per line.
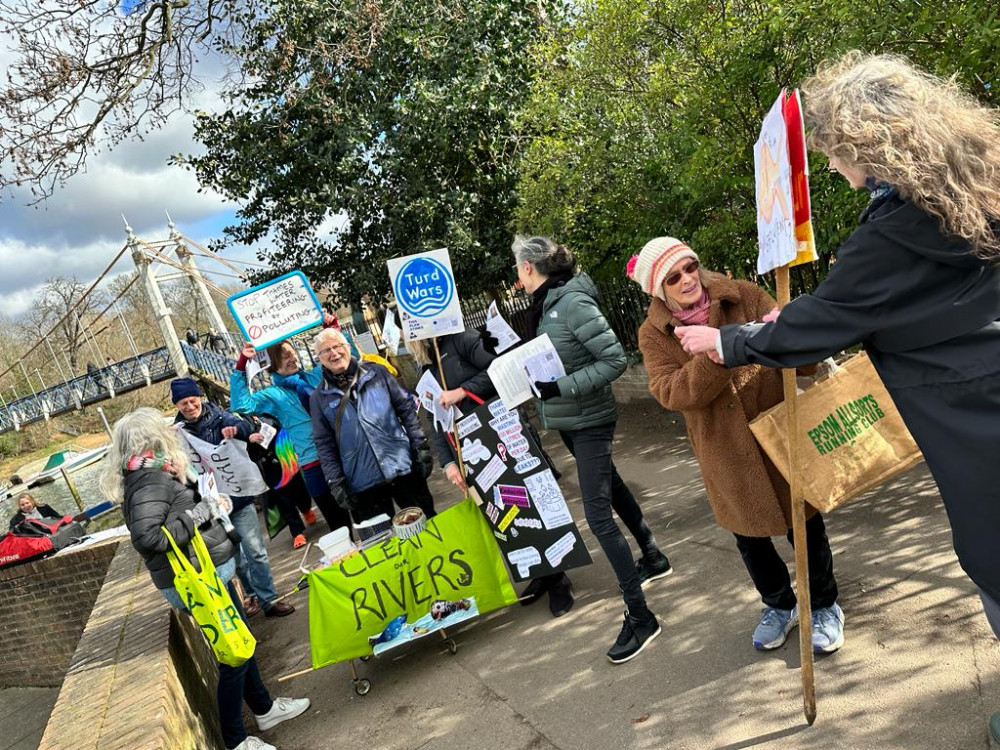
left=431, top=337, right=468, bottom=483
left=776, top=264, right=817, bottom=725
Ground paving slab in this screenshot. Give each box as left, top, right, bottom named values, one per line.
left=0, top=687, right=59, bottom=750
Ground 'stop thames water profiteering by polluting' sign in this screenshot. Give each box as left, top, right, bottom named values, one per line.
left=386, top=248, right=465, bottom=342
left=227, top=271, right=325, bottom=349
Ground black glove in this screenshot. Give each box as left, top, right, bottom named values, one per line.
left=477, top=325, right=500, bottom=356
left=534, top=380, right=561, bottom=401
left=331, top=481, right=353, bottom=511
left=186, top=502, right=214, bottom=529
left=416, top=442, right=434, bottom=479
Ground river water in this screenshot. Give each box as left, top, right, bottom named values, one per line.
left=0, top=459, right=109, bottom=529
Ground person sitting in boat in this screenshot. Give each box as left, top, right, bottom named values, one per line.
left=8, top=493, right=61, bottom=530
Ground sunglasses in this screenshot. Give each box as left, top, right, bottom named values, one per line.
left=665, top=260, right=700, bottom=287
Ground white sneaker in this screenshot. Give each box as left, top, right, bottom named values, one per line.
left=234, top=738, right=276, bottom=750
left=255, top=696, right=311, bottom=731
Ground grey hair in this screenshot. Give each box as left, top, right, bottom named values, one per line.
left=314, top=327, right=348, bottom=353
left=99, top=407, right=190, bottom=503
left=511, top=235, right=576, bottom=276
left=404, top=336, right=433, bottom=366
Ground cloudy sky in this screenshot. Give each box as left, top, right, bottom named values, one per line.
left=0, top=24, right=274, bottom=319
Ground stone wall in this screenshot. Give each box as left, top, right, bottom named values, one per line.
left=38, top=542, right=223, bottom=750
left=0, top=540, right=120, bottom=688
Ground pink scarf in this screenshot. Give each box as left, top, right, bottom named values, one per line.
left=672, top=289, right=711, bottom=326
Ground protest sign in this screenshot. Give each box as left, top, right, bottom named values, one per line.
left=486, top=334, right=564, bottom=411
left=783, top=89, right=818, bottom=267
left=177, top=430, right=268, bottom=497
left=227, top=271, right=324, bottom=349
left=387, top=248, right=465, bottom=341
left=754, top=94, right=797, bottom=274
left=245, top=349, right=270, bottom=389
left=456, top=399, right=591, bottom=582
left=307, top=499, right=517, bottom=666
left=354, top=331, right=379, bottom=355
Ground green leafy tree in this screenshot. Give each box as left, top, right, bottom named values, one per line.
left=515, top=0, right=1000, bottom=294
left=182, top=0, right=559, bottom=307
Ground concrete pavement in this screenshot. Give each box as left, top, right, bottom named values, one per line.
left=252, top=404, right=999, bottom=750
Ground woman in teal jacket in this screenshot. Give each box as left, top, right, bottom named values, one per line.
left=229, top=325, right=352, bottom=534
left=513, top=235, right=671, bottom=665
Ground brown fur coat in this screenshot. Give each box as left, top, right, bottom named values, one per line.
left=638, top=276, right=816, bottom=536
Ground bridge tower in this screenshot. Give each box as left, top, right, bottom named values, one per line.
left=127, top=220, right=189, bottom=377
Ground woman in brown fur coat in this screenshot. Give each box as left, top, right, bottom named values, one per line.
left=629, top=237, right=844, bottom=655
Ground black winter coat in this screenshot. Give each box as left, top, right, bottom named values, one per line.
left=428, top=330, right=497, bottom=467
left=721, top=191, right=1000, bottom=603
left=122, top=468, right=237, bottom=590
left=175, top=400, right=257, bottom=510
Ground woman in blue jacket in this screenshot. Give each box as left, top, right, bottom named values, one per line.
left=309, top=328, right=435, bottom=522
left=230, top=326, right=352, bottom=536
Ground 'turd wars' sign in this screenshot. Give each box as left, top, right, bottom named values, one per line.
left=386, top=248, right=465, bottom=341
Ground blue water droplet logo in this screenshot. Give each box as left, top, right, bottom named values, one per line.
left=394, top=257, right=454, bottom=318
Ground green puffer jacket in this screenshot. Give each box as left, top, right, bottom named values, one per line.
left=536, top=273, right=626, bottom=431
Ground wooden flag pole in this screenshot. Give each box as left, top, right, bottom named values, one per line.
left=431, top=337, right=468, bottom=485
left=776, top=264, right=817, bottom=725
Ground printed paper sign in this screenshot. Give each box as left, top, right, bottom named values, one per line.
left=497, top=485, right=530, bottom=508
left=544, top=532, right=577, bottom=568
left=387, top=248, right=465, bottom=342
left=755, top=94, right=798, bottom=274
left=524, top=470, right=573, bottom=530
left=355, top=331, right=379, bottom=355
left=246, top=349, right=270, bottom=388
left=485, top=301, right=520, bottom=354
left=457, top=413, right=482, bottom=440
left=381, top=312, right=402, bottom=353
left=474, top=454, right=506, bottom=493
left=256, top=421, right=277, bottom=450
left=487, top=333, right=564, bottom=410
left=508, top=547, right=542, bottom=579
left=415, top=370, right=443, bottom=412
left=178, top=430, right=268, bottom=497
left=227, top=271, right=324, bottom=349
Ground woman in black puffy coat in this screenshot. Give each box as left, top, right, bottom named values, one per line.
left=100, top=407, right=309, bottom=750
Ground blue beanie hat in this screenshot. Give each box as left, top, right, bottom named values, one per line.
left=170, top=377, right=203, bottom=404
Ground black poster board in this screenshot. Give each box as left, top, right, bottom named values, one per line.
left=455, top=398, right=591, bottom=582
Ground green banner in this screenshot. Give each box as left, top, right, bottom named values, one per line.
left=308, top=498, right=517, bottom=667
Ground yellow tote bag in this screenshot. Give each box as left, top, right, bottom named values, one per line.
left=163, top=526, right=256, bottom=666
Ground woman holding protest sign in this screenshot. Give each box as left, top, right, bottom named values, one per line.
left=404, top=331, right=575, bottom=618
left=101, top=407, right=310, bottom=750
left=629, top=237, right=844, bottom=654
left=229, top=313, right=353, bottom=541
left=675, top=52, right=1000, bottom=731
left=512, top=235, right=671, bottom=663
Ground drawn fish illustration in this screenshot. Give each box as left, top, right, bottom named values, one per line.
left=368, top=614, right=407, bottom=646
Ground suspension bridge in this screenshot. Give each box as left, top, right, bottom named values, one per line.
left=0, top=218, right=290, bottom=436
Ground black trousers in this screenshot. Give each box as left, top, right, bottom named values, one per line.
left=218, top=581, right=272, bottom=749
left=733, top=512, right=839, bottom=611
left=559, top=423, right=658, bottom=616
left=353, top=470, right=436, bottom=523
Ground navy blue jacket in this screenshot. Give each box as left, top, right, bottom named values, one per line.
left=309, top=360, right=425, bottom=494
left=175, top=401, right=258, bottom=510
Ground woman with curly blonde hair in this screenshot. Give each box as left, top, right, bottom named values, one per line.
left=676, top=51, right=1000, bottom=734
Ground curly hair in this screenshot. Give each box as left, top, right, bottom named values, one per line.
left=99, top=407, right=191, bottom=503
left=802, top=51, right=1000, bottom=260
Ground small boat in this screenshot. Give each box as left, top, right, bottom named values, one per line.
left=37, top=445, right=109, bottom=479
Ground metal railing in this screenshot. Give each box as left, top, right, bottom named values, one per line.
left=0, top=347, right=177, bottom=434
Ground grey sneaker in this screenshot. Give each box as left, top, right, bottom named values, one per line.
left=233, top=738, right=276, bottom=750
left=811, top=603, right=845, bottom=654
left=753, top=606, right=798, bottom=651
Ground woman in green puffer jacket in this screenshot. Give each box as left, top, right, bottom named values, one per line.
left=513, top=235, right=672, bottom=665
